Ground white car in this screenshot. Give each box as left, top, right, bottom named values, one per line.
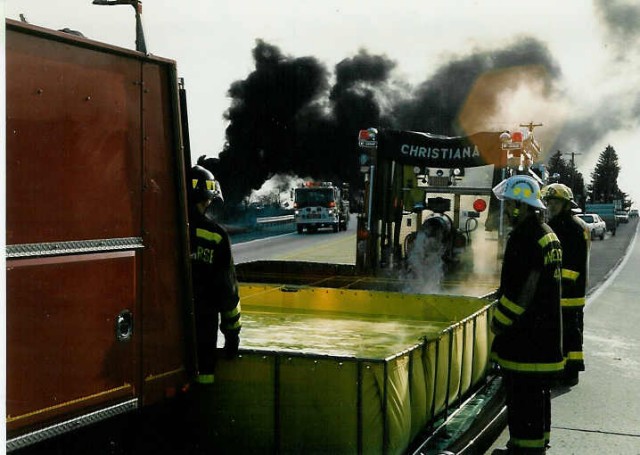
left=576, top=213, right=606, bottom=240
left=615, top=210, right=629, bottom=224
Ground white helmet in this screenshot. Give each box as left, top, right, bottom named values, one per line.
left=492, top=175, right=546, bottom=209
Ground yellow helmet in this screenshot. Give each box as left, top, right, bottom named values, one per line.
left=541, top=183, right=578, bottom=207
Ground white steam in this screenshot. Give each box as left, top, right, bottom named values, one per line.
left=400, top=231, right=447, bottom=295
left=248, top=173, right=307, bottom=208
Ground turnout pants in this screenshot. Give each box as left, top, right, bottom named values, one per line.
left=503, top=371, right=550, bottom=453
left=563, top=306, right=585, bottom=378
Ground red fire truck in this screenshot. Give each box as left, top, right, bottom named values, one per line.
left=5, top=19, right=195, bottom=450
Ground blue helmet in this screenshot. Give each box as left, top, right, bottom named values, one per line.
left=492, top=175, right=545, bottom=209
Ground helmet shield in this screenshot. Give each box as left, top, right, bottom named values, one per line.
left=492, top=175, right=546, bottom=209
left=190, top=165, right=224, bottom=204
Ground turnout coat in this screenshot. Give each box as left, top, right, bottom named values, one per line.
left=548, top=211, right=589, bottom=373
left=190, top=208, right=241, bottom=375
left=491, top=214, right=565, bottom=376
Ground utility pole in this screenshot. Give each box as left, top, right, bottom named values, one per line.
left=557, top=149, right=583, bottom=205
left=92, top=0, right=147, bottom=54
left=556, top=149, right=582, bottom=186
left=567, top=151, right=582, bottom=189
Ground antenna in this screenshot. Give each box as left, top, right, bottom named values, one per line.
left=92, top=0, right=147, bottom=54
left=519, top=122, right=543, bottom=133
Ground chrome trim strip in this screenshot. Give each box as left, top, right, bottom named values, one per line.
left=6, top=398, right=139, bottom=452
left=6, top=237, right=144, bottom=258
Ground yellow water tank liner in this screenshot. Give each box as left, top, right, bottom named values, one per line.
left=207, top=283, right=493, bottom=454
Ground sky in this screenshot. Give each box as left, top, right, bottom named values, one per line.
left=4, top=0, right=640, bottom=204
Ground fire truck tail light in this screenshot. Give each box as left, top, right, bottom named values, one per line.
left=473, top=199, right=487, bottom=212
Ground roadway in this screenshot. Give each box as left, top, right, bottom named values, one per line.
left=232, top=214, right=635, bottom=294
left=232, top=222, right=357, bottom=265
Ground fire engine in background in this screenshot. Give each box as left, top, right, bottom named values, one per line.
left=5, top=19, right=195, bottom=451
left=293, top=181, right=350, bottom=233
left=355, top=124, right=547, bottom=276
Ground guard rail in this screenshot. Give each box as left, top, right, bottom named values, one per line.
left=255, top=214, right=295, bottom=230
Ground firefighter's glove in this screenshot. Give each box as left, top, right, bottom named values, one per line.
left=223, top=335, right=240, bottom=359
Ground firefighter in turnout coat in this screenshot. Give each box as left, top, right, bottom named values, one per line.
left=187, top=165, right=242, bottom=453
left=189, top=165, right=242, bottom=384
left=541, top=183, right=589, bottom=386
left=491, top=175, right=564, bottom=454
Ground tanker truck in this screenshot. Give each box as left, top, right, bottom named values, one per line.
left=353, top=126, right=546, bottom=278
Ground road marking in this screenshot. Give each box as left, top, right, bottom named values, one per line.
left=553, top=426, right=640, bottom=438
left=234, top=232, right=296, bottom=246
left=586, top=221, right=639, bottom=309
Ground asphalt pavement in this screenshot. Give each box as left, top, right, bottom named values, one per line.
left=486, top=219, right=640, bottom=454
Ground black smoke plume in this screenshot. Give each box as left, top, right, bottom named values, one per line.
left=203, top=37, right=561, bottom=207
left=201, top=40, right=329, bottom=205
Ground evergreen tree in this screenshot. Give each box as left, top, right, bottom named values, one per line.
left=547, top=150, right=570, bottom=182
left=589, top=145, right=624, bottom=204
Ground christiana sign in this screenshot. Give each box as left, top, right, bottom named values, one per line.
left=377, top=129, right=507, bottom=168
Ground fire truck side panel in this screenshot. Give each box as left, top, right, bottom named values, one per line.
left=6, top=253, right=139, bottom=432
left=6, top=25, right=143, bottom=244
left=140, top=60, right=192, bottom=405
left=5, top=20, right=193, bottom=443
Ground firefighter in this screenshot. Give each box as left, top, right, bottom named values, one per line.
left=491, top=175, right=564, bottom=454
left=188, top=164, right=242, bottom=452
left=189, top=164, right=242, bottom=383
left=541, top=183, right=589, bottom=386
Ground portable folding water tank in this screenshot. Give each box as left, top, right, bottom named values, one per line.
left=207, top=283, right=493, bottom=454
